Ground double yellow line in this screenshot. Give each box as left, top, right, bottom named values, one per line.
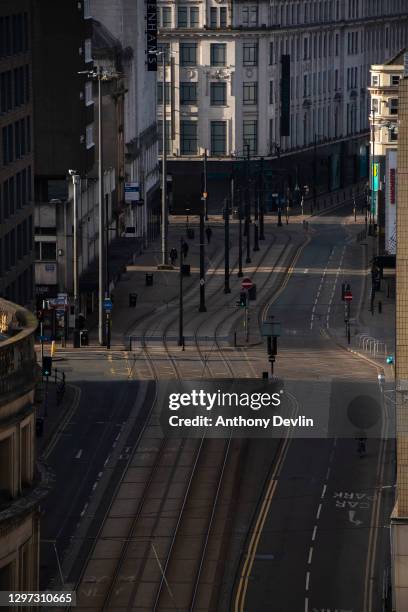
left=234, top=394, right=298, bottom=611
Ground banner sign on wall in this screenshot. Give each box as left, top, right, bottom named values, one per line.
left=385, top=149, right=397, bottom=255
left=146, top=1, right=157, bottom=71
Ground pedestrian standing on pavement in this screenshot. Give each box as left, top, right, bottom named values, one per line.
left=205, top=226, right=212, bottom=244
left=181, top=240, right=189, bottom=259
left=170, top=247, right=178, bottom=265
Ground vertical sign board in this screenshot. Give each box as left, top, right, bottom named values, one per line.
left=385, top=149, right=397, bottom=255
left=146, top=0, right=157, bottom=71
left=280, top=55, right=291, bottom=137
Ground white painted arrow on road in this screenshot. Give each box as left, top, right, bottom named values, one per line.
left=348, top=510, right=362, bottom=526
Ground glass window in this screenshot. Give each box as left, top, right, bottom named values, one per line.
left=210, top=43, right=226, bottom=66
left=178, top=7, right=188, bottom=27
left=210, top=7, right=218, bottom=28
left=41, top=242, right=57, bottom=261
left=391, top=74, right=400, bottom=85
left=220, top=7, right=227, bottom=27
left=190, top=7, right=199, bottom=27
left=180, top=121, right=197, bottom=154
left=242, top=6, right=258, bottom=26
left=211, top=121, right=227, bottom=155
left=85, top=80, right=93, bottom=105
left=243, top=120, right=257, bottom=155
left=180, top=42, right=197, bottom=66
left=84, top=0, right=91, bottom=18
left=84, top=39, right=92, bottom=63
left=86, top=123, right=94, bottom=149
left=180, top=82, right=197, bottom=104
left=389, top=98, right=399, bottom=115
left=243, top=82, right=258, bottom=105
left=269, top=41, right=274, bottom=65
left=210, top=82, right=226, bottom=105
left=162, top=7, right=172, bottom=27
left=243, top=43, right=258, bottom=66
left=157, top=82, right=171, bottom=105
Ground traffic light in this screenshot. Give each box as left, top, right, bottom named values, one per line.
left=386, top=355, right=394, bottom=365
left=42, top=356, right=52, bottom=377
left=238, top=291, right=247, bottom=308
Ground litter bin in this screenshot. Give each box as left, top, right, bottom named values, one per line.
left=145, top=273, right=153, bottom=286
left=73, top=329, right=80, bottom=348
left=187, top=228, right=195, bottom=239
left=80, top=329, right=89, bottom=347
left=248, top=284, right=257, bottom=301
left=129, top=292, right=138, bottom=307
left=181, top=264, right=191, bottom=276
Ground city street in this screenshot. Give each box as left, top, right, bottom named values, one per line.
left=37, top=197, right=395, bottom=611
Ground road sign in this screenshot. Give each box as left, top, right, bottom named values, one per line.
left=344, top=291, right=353, bottom=301
left=124, top=182, right=140, bottom=202
left=103, top=298, right=113, bottom=311
left=241, top=277, right=253, bottom=290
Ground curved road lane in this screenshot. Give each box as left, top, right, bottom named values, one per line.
left=241, top=206, right=394, bottom=612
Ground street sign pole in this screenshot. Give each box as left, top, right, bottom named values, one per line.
left=199, top=205, right=206, bottom=312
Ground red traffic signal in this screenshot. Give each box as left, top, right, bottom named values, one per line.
left=344, top=291, right=353, bottom=301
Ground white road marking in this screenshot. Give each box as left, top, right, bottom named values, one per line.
left=304, top=597, right=309, bottom=612
left=312, top=525, right=317, bottom=541
left=305, top=571, right=310, bottom=591
left=321, top=484, right=327, bottom=499
left=308, top=547, right=313, bottom=564
left=316, top=503, right=322, bottom=520
left=75, top=449, right=82, bottom=459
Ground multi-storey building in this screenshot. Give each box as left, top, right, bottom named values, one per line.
left=157, top=0, right=408, bottom=210
left=0, top=0, right=35, bottom=307
left=0, top=298, right=49, bottom=595
left=368, top=50, right=404, bottom=253
left=90, top=0, right=160, bottom=243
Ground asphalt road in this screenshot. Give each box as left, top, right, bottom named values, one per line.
left=39, top=378, right=152, bottom=588
left=243, top=204, right=395, bottom=612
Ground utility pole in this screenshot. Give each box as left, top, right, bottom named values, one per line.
left=259, top=157, right=265, bottom=240
left=238, top=188, right=243, bottom=277
left=245, top=144, right=251, bottom=264
left=312, top=133, right=317, bottom=215
left=253, top=166, right=260, bottom=252
left=224, top=192, right=231, bottom=294
left=178, top=235, right=184, bottom=346
left=199, top=197, right=206, bottom=312
left=98, top=67, right=105, bottom=345
left=203, top=148, right=208, bottom=221
left=70, top=172, right=80, bottom=326
left=159, top=51, right=170, bottom=268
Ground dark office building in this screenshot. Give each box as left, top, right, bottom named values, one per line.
left=0, top=0, right=34, bottom=307
left=32, top=0, right=94, bottom=200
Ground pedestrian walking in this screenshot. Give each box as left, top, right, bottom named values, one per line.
left=181, top=240, right=189, bottom=259
left=170, top=247, right=178, bottom=265
left=205, top=226, right=212, bottom=244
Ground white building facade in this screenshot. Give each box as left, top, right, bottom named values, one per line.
left=368, top=51, right=404, bottom=253
left=157, top=0, right=408, bottom=209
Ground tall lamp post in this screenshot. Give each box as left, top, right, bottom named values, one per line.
left=68, top=171, right=80, bottom=326
left=245, top=143, right=251, bottom=264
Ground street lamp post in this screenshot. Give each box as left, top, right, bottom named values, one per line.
left=259, top=157, right=265, bottom=241
left=224, top=191, right=231, bottom=294
left=245, top=144, right=251, bottom=264
left=69, top=172, right=80, bottom=326
left=199, top=200, right=206, bottom=312
left=160, top=51, right=170, bottom=268
left=178, top=235, right=184, bottom=346
left=203, top=149, right=208, bottom=221
left=238, top=188, right=243, bottom=278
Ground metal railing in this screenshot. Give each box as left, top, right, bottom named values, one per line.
left=355, top=333, right=389, bottom=359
